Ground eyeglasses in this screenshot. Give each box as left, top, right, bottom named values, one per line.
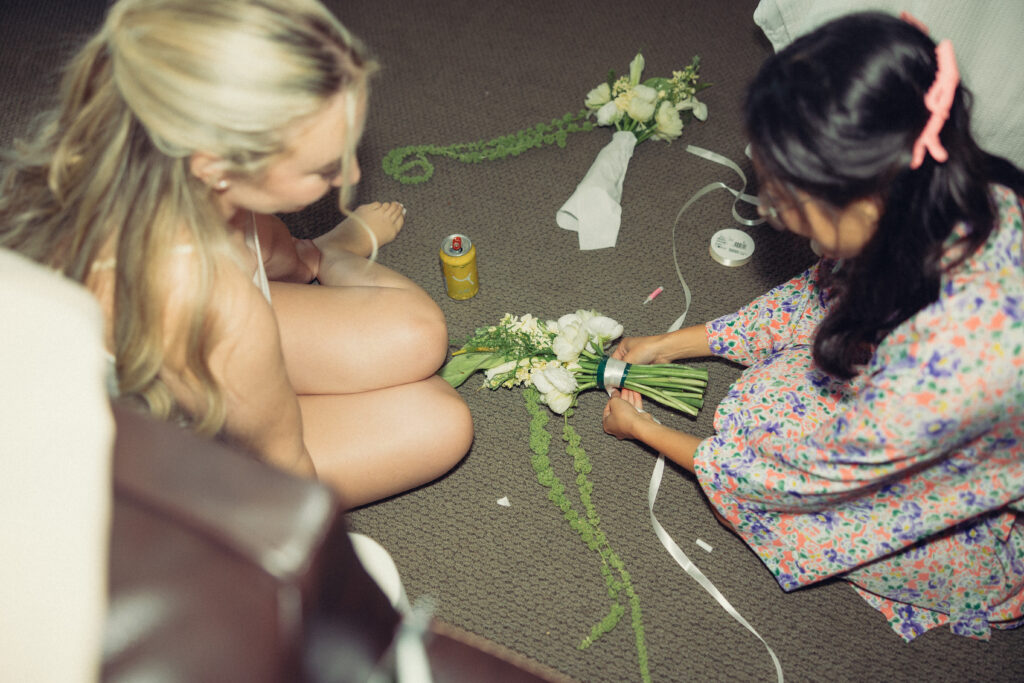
left=756, top=183, right=816, bottom=231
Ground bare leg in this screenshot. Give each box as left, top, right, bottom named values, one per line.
left=298, top=376, right=473, bottom=508
left=269, top=276, right=448, bottom=393
left=271, top=201, right=471, bottom=506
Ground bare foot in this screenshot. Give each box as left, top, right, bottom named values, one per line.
left=312, top=201, right=406, bottom=260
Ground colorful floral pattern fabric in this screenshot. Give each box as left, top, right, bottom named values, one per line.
left=693, top=186, right=1024, bottom=641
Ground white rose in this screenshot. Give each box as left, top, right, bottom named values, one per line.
left=652, top=100, right=683, bottom=141
left=552, top=331, right=586, bottom=362
left=556, top=312, right=582, bottom=330
left=539, top=366, right=578, bottom=395
left=531, top=368, right=554, bottom=394
left=585, top=315, right=624, bottom=348
left=574, top=309, right=598, bottom=324
left=585, top=82, right=612, bottom=110
left=625, top=84, right=658, bottom=123
left=595, top=100, right=623, bottom=126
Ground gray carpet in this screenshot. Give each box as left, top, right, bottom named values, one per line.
left=3, top=1, right=1021, bottom=681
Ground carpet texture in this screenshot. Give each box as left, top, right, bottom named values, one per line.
left=2, top=1, right=1021, bottom=681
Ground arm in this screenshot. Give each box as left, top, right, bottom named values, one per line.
left=612, top=323, right=711, bottom=364
left=161, top=253, right=315, bottom=478
left=602, top=392, right=703, bottom=472
left=706, top=260, right=831, bottom=366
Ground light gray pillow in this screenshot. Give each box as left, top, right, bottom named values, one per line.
left=753, top=0, right=1024, bottom=168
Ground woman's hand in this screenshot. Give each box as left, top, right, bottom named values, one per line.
left=612, top=324, right=712, bottom=365
left=601, top=387, right=703, bottom=473
left=612, top=334, right=675, bottom=364
left=602, top=389, right=654, bottom=440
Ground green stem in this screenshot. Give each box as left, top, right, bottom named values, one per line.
left=623, top=382, right=700, bottom=416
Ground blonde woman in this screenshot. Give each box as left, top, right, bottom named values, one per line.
left=0, top=0, right=472, bottom=508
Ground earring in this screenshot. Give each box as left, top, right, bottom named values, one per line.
left=214, top=178, right=229, bottom=191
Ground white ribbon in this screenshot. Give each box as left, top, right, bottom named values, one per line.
left=667, top=145, right=762, bottom=332
left=649, top=147, right=784, bottom=682
left=600, top=357, right=630, bottom=390
left=648, top=455, right=784, bottom=683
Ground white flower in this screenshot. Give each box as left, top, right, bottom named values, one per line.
left=676, top=95, right=708, bottom=121
left=595, top=100, right=623, bottom=126
left=484, top=360, right=517, bottom=382
left=541, top=366, right=578, bottom=395
left=625, top=84, right=658, bottom=123
left=584, top=315, right=624, bottom=350
left=552, top=320, right=587, bottom=362
left=585, top=83, right=612, bottom=110
left=574, top=309, right=598, bottom=324
left=652, top=100, right=683, bottom=141
left=543, top=390, right=574, bottom=415
left=628, top=53, right=645, bottom=86
left=531, top=368, right=555, bottom=394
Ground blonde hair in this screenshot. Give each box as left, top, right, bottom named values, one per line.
left=0, top=0, right=375, bottom=434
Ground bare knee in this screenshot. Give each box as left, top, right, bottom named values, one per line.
left=397, top=295, right=450, bottom=373
left=428, top=380, right=474, bottom=470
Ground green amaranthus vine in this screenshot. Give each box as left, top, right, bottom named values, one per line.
left=525, top=386, right=650, bottom=683
left=382, top=110, right=595, bottom=185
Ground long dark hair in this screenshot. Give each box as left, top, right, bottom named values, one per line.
left=745, top=12, right=1024, bottom=378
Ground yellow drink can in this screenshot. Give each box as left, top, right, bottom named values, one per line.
left=440, top=234, right=479, bottom=300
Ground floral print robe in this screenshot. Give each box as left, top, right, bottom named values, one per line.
left=693, top=186, right=1024, bottom=641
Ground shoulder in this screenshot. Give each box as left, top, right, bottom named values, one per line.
left=158, top=238, right=279, bottom=376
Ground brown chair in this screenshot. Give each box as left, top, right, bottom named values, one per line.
left=103, top=402, right=561, bottom=683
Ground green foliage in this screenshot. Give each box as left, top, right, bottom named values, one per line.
left=524, top=387, right=650, bottom=683
left=382, top=111, right=595, bottom=185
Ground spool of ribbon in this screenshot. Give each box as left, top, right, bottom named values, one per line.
left=595, top=356, right=631, bottom=391
left=668, top=145, right=763, bottom=332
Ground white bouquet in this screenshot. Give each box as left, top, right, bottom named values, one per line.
left=441, top=310, right=707, bottom=415
left=557, top=53, right=708, bottom=250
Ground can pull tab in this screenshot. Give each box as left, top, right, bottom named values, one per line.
left=451, top=236, right=463, bottom=253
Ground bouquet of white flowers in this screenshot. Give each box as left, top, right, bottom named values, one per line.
left=557, top=53, right=709, bottom=250
left=585, top=53, right=707, bottom=142
left=441, top=310, right=708, bottom=415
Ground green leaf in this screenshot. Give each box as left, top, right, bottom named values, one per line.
left=642, top=76, right=672, bottom=92
left=440, top=351, right=505, bottom=387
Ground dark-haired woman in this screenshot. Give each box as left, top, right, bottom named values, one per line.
left=602, top=11, right=1024, bottom=641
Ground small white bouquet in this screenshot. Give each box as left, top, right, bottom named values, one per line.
left=557, top=53, right=708, bottom=250
left=586, top=53, right=707, bottom=142
left=441, top=310, right=707, bottom=415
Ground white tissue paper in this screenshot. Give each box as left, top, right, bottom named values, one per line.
left=556, top=130, right=637, bottom=250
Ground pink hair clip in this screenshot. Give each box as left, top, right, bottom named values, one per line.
left=899, top=11, right=929, bottom=35
left=910, top=39, right=959, bottom=169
